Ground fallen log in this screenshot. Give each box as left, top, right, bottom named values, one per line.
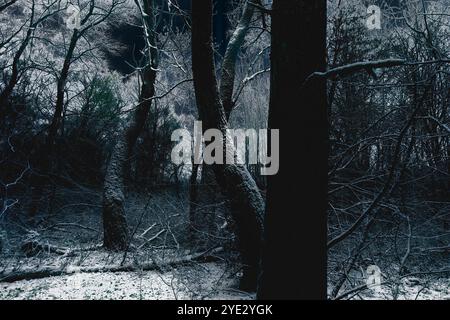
left=21, top=240, right=68, bottom=257
left=0, top=247, right=223, bottom=283
left=21, top=240, right=105, bottom=257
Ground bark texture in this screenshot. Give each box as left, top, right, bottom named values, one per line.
left=190, top=0, right=257, bottom=245
left=191, top=0, right=264, bottom=292
left=219, top=0, right=255, bottom=118
left=102, top=0, right=158, bottom=250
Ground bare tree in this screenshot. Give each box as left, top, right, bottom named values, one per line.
left=191, top=0, right=264, bottom=291
left=0, top=0, right=61, bottom=107
left=189, top=0, right=264, bottom=246
left=102, top=0, right=158, bottom=250
left=48, top=0, right=121, bottom=149
left=29, top=0, right=123, bottom=217
left=219, top=0, right=256, bottom=118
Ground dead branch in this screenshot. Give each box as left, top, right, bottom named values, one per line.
left=306, top=58, right=450, bottom=83
left=0, top=247, right=223, bottom=283
left=21, top=240, right=68, bottom=257
left=20, top=239, right=107, bottom=257
left=138, top=229, right=167, bottom=249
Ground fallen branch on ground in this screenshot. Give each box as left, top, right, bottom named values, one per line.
left=139, top=223, right=157, bottom=238
left=138, top=229, right=167, bottom=249
left=41, top=223, right=100, bottom=233
left=20, top=240, right=103, bottom=257
left=0, top=247, right=223, bottom=283
left=21, top=240, right=68, bottom=257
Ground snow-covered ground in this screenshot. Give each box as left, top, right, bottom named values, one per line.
left=0, top=262, right=253, bottom=300
left=0, top=189, right=447, bottom=300
left=0, top=189, right=251, bottom=300
left=346, top=277, right=450, bottom=300
left=2, top=268, right=448, bottom=300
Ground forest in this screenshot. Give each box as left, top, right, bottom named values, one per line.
left=0, top=0, right=449, bottom=300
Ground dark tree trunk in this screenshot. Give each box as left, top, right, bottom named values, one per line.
left=47, top=30, right=79, bottom=149
left=102, top=66, right=157, bottom=251
left=191, top=0, right=264, bottom=292
left=190, top=0, right=256, bottom=246
left=257, top=0, right=328, bottom=299
left=102, top=0, right=158, bottom=250
left=189, top=163, right=199, bottom=236
left=212, top=0, right=230, bottom=57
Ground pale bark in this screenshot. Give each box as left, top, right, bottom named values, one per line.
left=219, top=0, right=255, bottom=118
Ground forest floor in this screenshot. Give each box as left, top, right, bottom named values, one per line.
left=331, top=271, right=449, bottom=300
left=0, top=187, right=252, bottom=300
left=0, top=260, right=253, bottom=300
left=360, top=277, right=449, bottom=300
left=0, top=187, right=448, bottom=300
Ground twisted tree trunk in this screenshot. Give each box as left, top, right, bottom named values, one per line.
left=190, top=0, right=257, bottom=246
left=191, top=0, right=264, bottom=292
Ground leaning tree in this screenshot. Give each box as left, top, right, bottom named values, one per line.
left=191, top=0, right=264, bottom=291
left=102, top=0, right=159, bottom=250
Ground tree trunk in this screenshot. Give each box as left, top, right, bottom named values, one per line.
left=189, top=163, right=199, bottom=237
left=191, top=0, right=264, bottom=292
left=189, top=164, right=224, bottom=247
left=190, top=0, right=257, bottom=248
left=47, top=30, right=79, bottom=149
left=28, top=30, right=80, bottom=218
left=102, top=69, right=157, bottom=250
left=219, top=0, right=255, bottom=118
left=257, top=0, right=328, bottom=299
left=102, top=0, right=158, bottom=250
left=0, top=247, right=223, bottom=283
